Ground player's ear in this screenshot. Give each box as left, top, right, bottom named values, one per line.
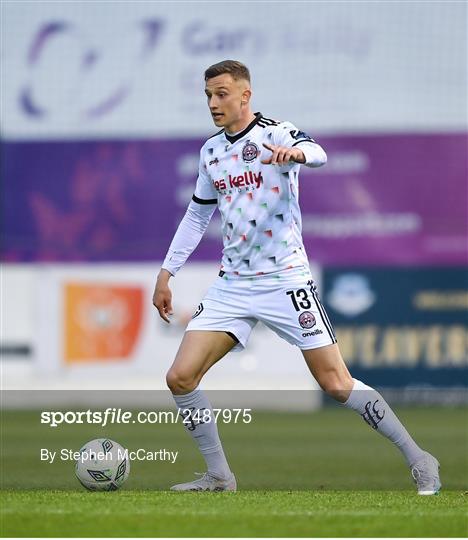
left=241, top=88, right=252, bottom=105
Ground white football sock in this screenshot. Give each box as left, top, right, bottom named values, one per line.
left=343, top=379, right=426, bottom=466
left=173, top=388, right=232, bottom=480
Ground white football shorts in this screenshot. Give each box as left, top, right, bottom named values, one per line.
left=186, top=267, right=337, bottom=351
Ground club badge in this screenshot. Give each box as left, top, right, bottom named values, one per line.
left=298, top=311, right=316, bottom=329
left=242, top=141, right=259, bottom=163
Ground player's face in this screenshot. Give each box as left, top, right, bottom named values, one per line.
left=205, top=74, right=250, bottom=132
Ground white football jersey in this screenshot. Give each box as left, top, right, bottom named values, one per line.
left=193, top=113, right=326, bottom=276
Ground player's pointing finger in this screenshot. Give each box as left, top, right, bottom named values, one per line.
left=261, top=144, right=274, bottom=164
left=261, top=143, right=274, bottom=164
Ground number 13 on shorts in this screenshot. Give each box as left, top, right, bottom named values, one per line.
left=282, top=284, right=337, bottom=349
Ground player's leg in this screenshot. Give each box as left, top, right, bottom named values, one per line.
left=302, top=342, right=420, bottom=446
left=166, top=330, right=238, bottom=491
left=166, top=329, right=236, bottom=394
left=166, top=276, right=256, bottom=491
left=255, top=272, right=440, bottom=494
left=302, top=343, right=441, bottom=494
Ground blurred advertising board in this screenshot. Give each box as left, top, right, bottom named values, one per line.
left=2, top=134, right=467, bottom=266
left=17, top=263, right=320, bottom=393
left=63, top=283, right=144, bottom=363
left=322, top=267, right=468, bottom=389
left=2, top=2, right=465, bottom=139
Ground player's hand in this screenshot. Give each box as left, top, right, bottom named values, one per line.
left=261, top=143, right=305, bottom=165
left=153, top=270, right=174, bottom=323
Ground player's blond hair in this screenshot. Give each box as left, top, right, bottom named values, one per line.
left=204, top=60, right=251, bottom=83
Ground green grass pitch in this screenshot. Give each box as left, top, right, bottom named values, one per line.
left=1, top=407, right=467, bottom=536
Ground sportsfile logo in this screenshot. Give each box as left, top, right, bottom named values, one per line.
left=40, top=407, right=252, bottom=428
left=213, top=171, right=263, bottom=192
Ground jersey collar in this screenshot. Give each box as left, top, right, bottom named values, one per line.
left=224, top=112, right=262, bottom=144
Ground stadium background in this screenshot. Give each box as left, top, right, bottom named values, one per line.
left=2, top=1, right=466, bottom=399
left=1, top=3, right=467, bottom=536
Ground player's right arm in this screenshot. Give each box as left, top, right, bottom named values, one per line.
left=153, top=148, right=218, bottom=323
left=262, top=122, right=327, bottom=168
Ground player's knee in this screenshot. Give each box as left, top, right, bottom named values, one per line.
left=318, top=373, right=354, bottom=403
left=166, top=368, right=197, bottom=395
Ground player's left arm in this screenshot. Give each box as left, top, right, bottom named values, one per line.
left=261, top=122, right=327, bottom=168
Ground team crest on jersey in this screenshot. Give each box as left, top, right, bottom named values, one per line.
left=192, top=303, right=204, bottom=319
left=298, top=311, right=316, bottom=329
left=242, top=141, right=259, bottom=163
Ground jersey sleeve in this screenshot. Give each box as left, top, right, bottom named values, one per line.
left=161, top=199, right=216, bottom=276
left=272, top=121, right=327, bottom=168
left=192, top=147, right=218, bottom=204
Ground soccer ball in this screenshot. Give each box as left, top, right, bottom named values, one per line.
left=75, top=438, right=130, bottom=491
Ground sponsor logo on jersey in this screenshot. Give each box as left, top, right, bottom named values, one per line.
left=209, top=157, right=219, bottom=166
left=213, top=171, right=263, bottom=192
left=242, top=141, right=259, bottom=163
left=302, top=328, right=323, bottom=338
left=192, top=303, right=204, bottom=319
left=298, top=311, right=316, bottom=329
left=290, top=130, right=314, bottom=142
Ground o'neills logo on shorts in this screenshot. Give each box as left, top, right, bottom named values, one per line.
left=302, top=329, right=323, bottom=338
left=213, top=171, right=263, bottom=192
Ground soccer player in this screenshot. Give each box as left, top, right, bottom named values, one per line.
left=153, top=60, right=441, bottom=495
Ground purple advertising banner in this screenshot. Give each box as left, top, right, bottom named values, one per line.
left=1, top=133, right=467, bottom=265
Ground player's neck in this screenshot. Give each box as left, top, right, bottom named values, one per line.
left=224, top=112, right=256, bottom=135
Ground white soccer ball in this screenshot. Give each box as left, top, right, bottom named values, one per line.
left=75, top=438, right=130, bottom=491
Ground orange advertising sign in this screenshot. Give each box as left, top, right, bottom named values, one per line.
left=64, top=283, right=144, bottom=363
